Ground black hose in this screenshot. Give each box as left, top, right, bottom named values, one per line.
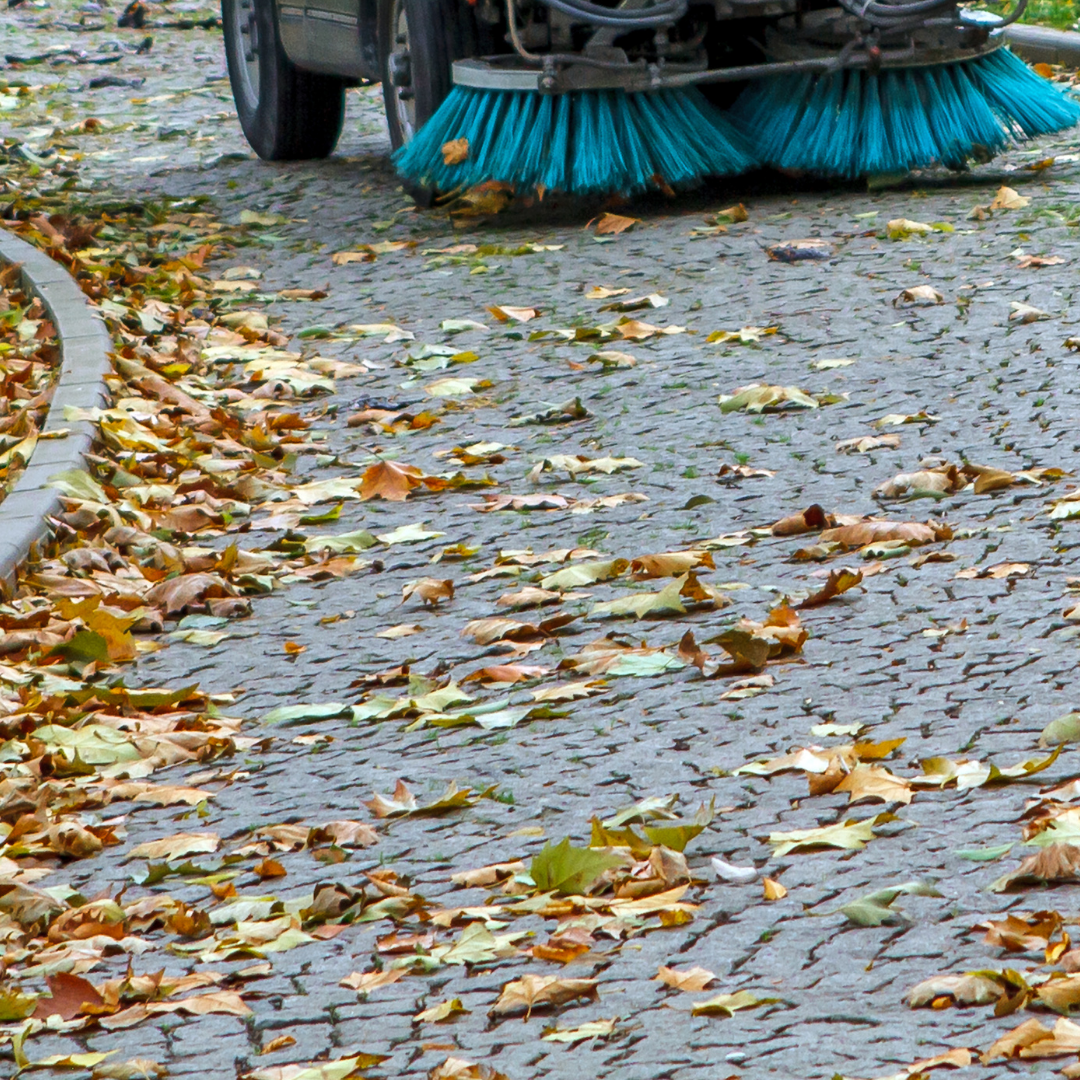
left=537, top=0, right=688, bottom=29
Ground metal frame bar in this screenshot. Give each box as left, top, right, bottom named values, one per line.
left=464, top=0, right=1028, bottom=93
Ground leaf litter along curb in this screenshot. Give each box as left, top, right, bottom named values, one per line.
left=0, top=263, right=60, bottom=502
left=0, top=199, right=508, bottom=1058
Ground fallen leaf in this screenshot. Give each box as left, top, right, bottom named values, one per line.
left=654, top=966, right=717, bottom=992
left=360, top=460, right=425, bottom=501
left=531, top=838, right=626, bottom=895
left=719, top=384, right=820, bottom=413
left=428, top=1058, right=508, bottom=1080
left=798, top=568, right=863, bottom=608
left=32, top=972, right=104, bottom=1020
left=840, top=882, right=942, bottom=926
left=414, top=998, right=469, bottom=1023
left=836, top=434, right=902, bottom=454
left=591, top=213, right=639, bottom=235
left=1010, top=301, right=1049, bottom=323
left=821, top=520, right=951, bottom=549
left=771, top=504, right=831, bottom=536
left=769, top=816, right=888, bottom=857
left=488, top=975, right=599, bottom=1017
left=991, top=844, right=1080, bottom=892
left=128, top=832, right=220, bottom=861
left=896, top=285, right=944, bottom=306
left=402, top=578, right=454, bottom=606
left=243, top=1054, right=389, bottom=1080
left=690, top=989, right=779, bottom=1017
left=441, top=138, right=469, bottom=165
left=991, top=185, right=1030, bottom=210
left=762, top=877, right=787, bottom=900
left=340, top=969, right=406, bottom=993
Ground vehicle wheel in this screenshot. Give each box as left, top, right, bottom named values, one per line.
left=379, top=0, right=482, bottom=151
left=222, top=0, right=346, bottom=160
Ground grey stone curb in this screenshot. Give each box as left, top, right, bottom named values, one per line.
left=0, top=227, right=111, bottom=596
left=1005, top=25, right=1080, bottom=66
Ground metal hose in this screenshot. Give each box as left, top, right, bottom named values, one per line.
left=535, top=0, right=688, bottom=29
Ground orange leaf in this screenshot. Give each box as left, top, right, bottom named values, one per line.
left=360, top=460, right=425, bottom=501
left=591, top=212, right=640, bottom=235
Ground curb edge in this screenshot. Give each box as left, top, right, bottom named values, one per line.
left=0, top=227, right=110, bottom=596
left=1005, top=25, right=1080, bottom=65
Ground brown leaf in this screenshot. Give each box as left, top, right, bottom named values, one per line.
left=429, top=1059, right=508, bottom=1080
left=798, top=568, right=863, bottom=608
left=834, top=764, right=914, bottom=805
left=895, top=285, right=944, bottom=306
left=254, top=858, right=287, bottom=880
left=261, top=1035, right=297, bottom=1054
left=361, top=460, right=425, bottom=501
left=128, top=831, right=220, bottom=861
left=144, top=573, right=232, bottom=617
left=955, top=562, right=1030, bottom=580
left=654, top=965, right=716, bottom=992
left=450, top=860, right=525, bottom=888
left=591, top=213, right=639, bottom=235
left=980, top=912, right=1063, bottom=953
left=991, top=844, right=1080, bottom=892
left=630, top=550, right=715, bottom=579
left=441, top=139, right=469, bottom=166
left=836, top=433, right=902, bottom=454
left=762, top=877, right=787, bottom=900
left=33, top=972, right=105, bottom=1020
left=340, top=969, right=406, bottom=993
left=488, top=975, right=598, bottom=1017
left=875, top=466, right=962, bottom=498
left=771, top=504, right=831, bottom=537
left=461, top=664, right=548, bottom=685
left=402, top=578, right=454, bottom=606
left=820, top=519, right=952, bottom=548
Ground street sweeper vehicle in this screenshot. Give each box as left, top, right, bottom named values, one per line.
left=221, top=0, right=1080, bottom=198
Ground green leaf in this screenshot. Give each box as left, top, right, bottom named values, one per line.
left=607, top=652, right=686, bottom=677
left=0, top=987, right=37, bottom=1022
left=541, top=559, right=628, bottom=590
left=376, top=522, right=445, bottom=545
left=46, top=468, right=109, bottom=503
left=47, top=630, right=110, bottom=664
left=1041, top=712, right=1080, bottom=747
left=641, top=821, right=708, bottom=853
left=690, top=990, right=780, bottom=1017
left=244, top=1054, right=389, bottom=1080
left=262, top=702, right=352, bottom=725
left=955, top=844, right=1014, bottom=862
left=589, top=577, right=687, bottom=620
left=840, top=882, right=942, bottom=926
left=530, top=837, right=627, bottom=896
left=768, top=816, right=889, bottom=857
left=302, top=529, right=378, bottom=553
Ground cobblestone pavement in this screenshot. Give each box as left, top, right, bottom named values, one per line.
left=9, top=7, right=1080, bottom=1080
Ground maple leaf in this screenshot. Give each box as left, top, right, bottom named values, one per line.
left=488, top=974, right=599, bottom=1017
left=654, top=966, right=717, bottom=992
left=360, top=459, right=424, bottom=501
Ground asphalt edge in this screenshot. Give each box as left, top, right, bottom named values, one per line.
left=0, top=227, right=110, bottom=596
left=1005, top=25, right=1080, bottom=66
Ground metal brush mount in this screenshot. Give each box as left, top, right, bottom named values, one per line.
left=450, top=0, right=1028, bottom=93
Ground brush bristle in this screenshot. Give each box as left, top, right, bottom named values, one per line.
left=730, top=47, right=1080, bottom=178
left=393, top=85, right=756, bottom=196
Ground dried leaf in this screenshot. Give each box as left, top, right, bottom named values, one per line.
left=488, top=975, right=599, bottom=1017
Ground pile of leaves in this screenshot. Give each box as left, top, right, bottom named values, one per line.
left=0, top=261, right=59, bottom=499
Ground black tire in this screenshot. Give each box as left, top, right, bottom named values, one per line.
left=378, top=0, right=482, bottom=152
left=222, top=0, right=346, bottom=160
